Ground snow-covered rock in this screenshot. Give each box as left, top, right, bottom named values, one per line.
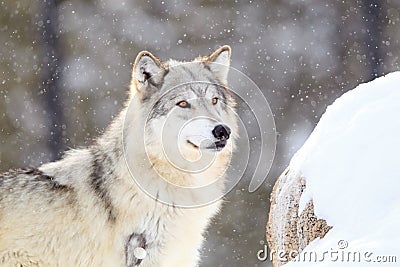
left=267, top=72, right=400, bottom=266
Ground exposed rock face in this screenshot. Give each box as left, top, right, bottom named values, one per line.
left=266, top=167, right=332, bottom=267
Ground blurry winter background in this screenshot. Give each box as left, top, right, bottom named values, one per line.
left=1, top=0, right=400, bottom=266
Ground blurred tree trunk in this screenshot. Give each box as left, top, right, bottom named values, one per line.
left=38, top=0, right=65, bottom=161
left=362, top=0, right=385, bottom=80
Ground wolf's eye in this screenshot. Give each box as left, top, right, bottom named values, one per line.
left=177, top=100, right=190, bottom=108
left=212, top=97, right=218, bottom=105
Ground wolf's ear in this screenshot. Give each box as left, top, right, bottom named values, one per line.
left=132, top=51, right=166, bottom=93
left=204, top=45, right=231, bottom=83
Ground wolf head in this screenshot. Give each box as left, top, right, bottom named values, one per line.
left=127, top=46, right=238, bottom=187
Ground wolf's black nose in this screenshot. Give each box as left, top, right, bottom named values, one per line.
left=212, top=124, right=231, bottom=140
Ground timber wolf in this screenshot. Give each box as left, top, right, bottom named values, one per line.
left=0, top=45, right=238, bottom=267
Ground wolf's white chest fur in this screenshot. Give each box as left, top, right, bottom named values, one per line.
left=118, top=195, right=221, bottom=267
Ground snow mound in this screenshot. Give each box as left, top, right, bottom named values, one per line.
left=287, top=72, right=400, bottom=266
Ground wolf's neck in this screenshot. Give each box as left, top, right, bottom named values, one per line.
left=92, top=109, right=127, bottom=172
left=81, top=108, right=131, bottom=221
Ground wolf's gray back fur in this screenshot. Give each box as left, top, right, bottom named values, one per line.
left=0, top=45, right=237, bottom=267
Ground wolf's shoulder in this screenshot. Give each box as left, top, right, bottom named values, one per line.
left=0, top=167, right=70, bottom=193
